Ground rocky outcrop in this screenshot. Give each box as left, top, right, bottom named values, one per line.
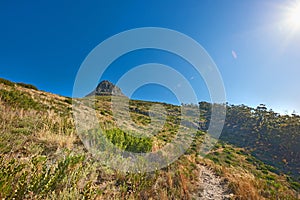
left=86, top=80, right=124, bottom=96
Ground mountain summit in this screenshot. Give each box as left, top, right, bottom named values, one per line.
left=87, top=80, right=124, bottom=96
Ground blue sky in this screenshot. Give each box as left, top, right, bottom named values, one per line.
left=1, top=0, right=300, bottom=113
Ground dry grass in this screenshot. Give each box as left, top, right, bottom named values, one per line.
left=0, top=83, right=201, bottom=199
left=0, top=83, right=77, bottom=156
left=36, top=110, right=76, bottom=149
left=0, top=81, right=299, bottom=199
left=198, top=150, right=298, bottom=200
left=197, top=158, right=261, bottom=199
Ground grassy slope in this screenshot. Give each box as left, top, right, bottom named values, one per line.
left=200, top=102, right=300, bottom=190
left=0, top=78, right=298, bottom=199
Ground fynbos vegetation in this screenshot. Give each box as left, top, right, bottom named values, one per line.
left=0, top=78, right=299, bottom=199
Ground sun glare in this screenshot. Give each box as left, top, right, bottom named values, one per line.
left=286, top=1, right=300, bottom=30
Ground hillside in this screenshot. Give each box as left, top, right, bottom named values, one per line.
left=0, top=78, right=299, bottom=199
left=199, top=102, right=300, bottom=184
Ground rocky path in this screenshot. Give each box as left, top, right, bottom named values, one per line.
left=193, top=165, right=233, bottom=200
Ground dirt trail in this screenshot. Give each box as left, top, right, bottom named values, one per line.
left=193, top=165, right=233, bottom=200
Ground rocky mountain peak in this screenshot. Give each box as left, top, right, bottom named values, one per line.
left=86, top=80, right=124, bottom=97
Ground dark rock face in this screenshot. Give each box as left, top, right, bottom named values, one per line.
left=87, top=80, right=124, bottom=96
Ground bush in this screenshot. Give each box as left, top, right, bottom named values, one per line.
left=0, top=155, right=91, bottom=199
left=0, top=78, right=15, bottom=87
left=64, top=98, right=72, bottom=104
left=16, top=82, right=38, bottom=90
left=290, top=181, right=300, bottom=191
left=0, top=89, right=43, bottom=110
left=86, top=128, right=153, bottom=153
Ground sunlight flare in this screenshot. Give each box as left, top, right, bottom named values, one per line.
left=287, top=2, right=300, bottom=29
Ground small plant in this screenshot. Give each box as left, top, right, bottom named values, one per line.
left=0, top=154, right=94, bottom=199
left=0, top=89, right=44, bottom=110
left=16, top=82, right=38, bottom=90
left=64, top=97, right=72, bottom=104
left=85, top=128, right=153, bottom=153
left=0, top=78, right=15, bottom=87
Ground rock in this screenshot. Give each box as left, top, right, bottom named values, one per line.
left=86, top=80, right=125, bottom=97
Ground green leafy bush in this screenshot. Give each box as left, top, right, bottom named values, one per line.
left=107, top=128, right=152, bottom=153
left=0, top=78, right=15, bottom=87
left=64, top=97, right=72, bottom=104
left=0, top=89, right=43, bottom=110
left=85, top=128, right=153, bottom=153
left=16, top=82, right=38, bottom=90
left=0, top=155, right=94, bottom=199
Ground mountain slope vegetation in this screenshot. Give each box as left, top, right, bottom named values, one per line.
left=0, top=78, right=299, bottom=199
left=199, top=102, right=300, bottom=188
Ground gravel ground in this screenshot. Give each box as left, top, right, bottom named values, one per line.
left=192, top=165, right=234, bottom=200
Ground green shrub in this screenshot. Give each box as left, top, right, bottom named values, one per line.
left=0, top=155, right=89, bottom=199
left=86, top=128, right=153, bottom=153
left=16, top=82, right=38, bottom=90
left=290, top=181, right=300, bottom=191
left=264, top=174, right=275, bottom=181
left=0, top=78, right=15, bottom=87
left=106, top=128, right=153, bottom=153
left=64, top=98, right=72, bottom=104
left=11, top=127, right=32, bottom=135
left=0, top=89, right=43, bottom=110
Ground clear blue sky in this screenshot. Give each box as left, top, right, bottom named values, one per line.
left=1, top=0, right=300, bottom=113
